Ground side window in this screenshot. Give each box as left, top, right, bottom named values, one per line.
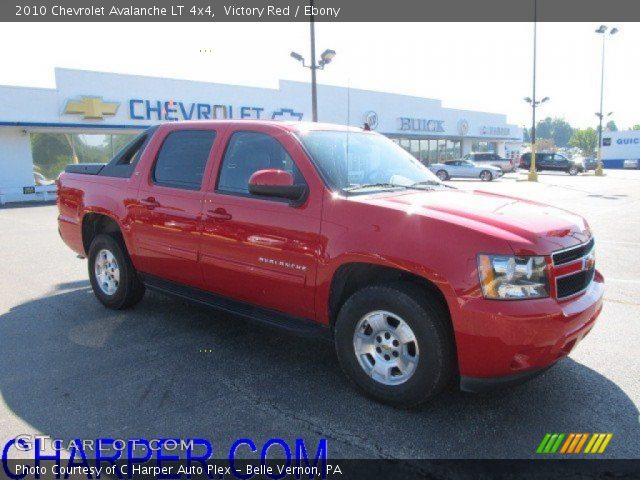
left=99, top=133, right=148, bottom=178
left=153, top=130, right=216, bottom=190
left=217, top=131, right=305, bottom=196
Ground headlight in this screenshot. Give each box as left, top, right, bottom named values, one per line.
left=477, top=254, right=549, bottom=300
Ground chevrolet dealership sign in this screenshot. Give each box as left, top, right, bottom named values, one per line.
left=64, top=96, right=303, bottom=121
left=64, top=97, right=119, bottom=119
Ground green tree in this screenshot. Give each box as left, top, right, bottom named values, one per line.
left=534, top=117, right=573, bottom=148
left=109, top=134, right=137, bottom=156
left=569, top=128, right=598, bottom=156
left=31, top=133, right=73, bottom=180
left=605, top=120, right=618, bottom=132
left=631, top=124, right=640, bottom=130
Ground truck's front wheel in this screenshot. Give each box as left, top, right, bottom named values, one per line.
left=88, top=234, right=145, bottom=309
left=334, top=283, right=454, bottom=408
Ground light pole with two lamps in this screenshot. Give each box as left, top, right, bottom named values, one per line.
left=290, top=1, right=336, bottom=123
left=290, top=48, right=336, bottom=122
left=523, top=0, right=550, bottom=182
left=594, top=25, right=618, bottom=176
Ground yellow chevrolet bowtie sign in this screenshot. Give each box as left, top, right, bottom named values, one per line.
left=64, top=97, right=119, bottom=119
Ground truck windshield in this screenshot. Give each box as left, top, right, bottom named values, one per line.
left=296, top=130, right=442, bottom=193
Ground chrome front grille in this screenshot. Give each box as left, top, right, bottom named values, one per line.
left=553, top=239, right=595, bottom=299
left=552, top=237, right=595, bottom=266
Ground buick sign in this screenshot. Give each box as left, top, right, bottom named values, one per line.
left=399, top=117, right=445, bottom=133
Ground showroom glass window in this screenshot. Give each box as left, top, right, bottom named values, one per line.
left=153, top=130, right=216, bottom=190
left=30, top=132, right=138, bottom=185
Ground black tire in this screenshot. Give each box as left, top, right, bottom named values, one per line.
left=334, top=282, right=455, bottom=408
left=480, top=170, right=493, bottom=181
left=436, top=170, right=449, bottom=181
left=88, top=233, right=145, bottom=309
left=568, top=166, right=579, bottom=176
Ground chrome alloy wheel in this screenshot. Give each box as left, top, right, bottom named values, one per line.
left=353, top=310, right=420, bottom=386
left=94, top=249, right=120, bottom=296
left=480, top=170, right=492, bottom=181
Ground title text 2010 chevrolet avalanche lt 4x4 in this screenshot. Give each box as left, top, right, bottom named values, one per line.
left=57, top=121, right=604, bottom=407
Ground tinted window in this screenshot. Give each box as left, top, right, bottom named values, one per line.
left=153, top=130, right=216, bottom=190
left=100, top=131, right=151, bottom=178
left=217, top=131, right=304, bottom=196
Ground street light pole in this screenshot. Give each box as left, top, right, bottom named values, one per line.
left=595, top=25, right=618, bottom=176
left=523, top=1, right=549, bottom=181
left=309, top=0, right=318, bottom=122
left=290, top=8, right=336, bottom=123
left=529, top=0, right=538, bottom=182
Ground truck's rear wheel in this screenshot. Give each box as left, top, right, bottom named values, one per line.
left=334, top=282, right=454, bottom=408
left=88, top=234, right=145, bottom=309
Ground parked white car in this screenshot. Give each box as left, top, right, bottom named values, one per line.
left=429, top=160, right=503, bottom=181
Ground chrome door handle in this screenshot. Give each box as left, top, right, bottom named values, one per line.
left=206, top=208, right=232, bottom=221
left=140, top=197, right=160, bottom=209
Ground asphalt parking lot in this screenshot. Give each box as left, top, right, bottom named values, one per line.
left=0, top=169, right=638, bottom=460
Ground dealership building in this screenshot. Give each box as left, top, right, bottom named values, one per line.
left=0, top=68, right=523, bottom=204
left=601, top=130, right=640, bottom=169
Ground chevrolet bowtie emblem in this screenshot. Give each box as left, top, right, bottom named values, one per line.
left=64, top=96, right=119, bottom=119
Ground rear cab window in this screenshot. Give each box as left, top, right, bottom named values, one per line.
left=99, top=127, right=156, bottom=178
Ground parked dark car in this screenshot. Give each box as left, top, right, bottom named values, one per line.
left=519, top=153, right=585, bottom=175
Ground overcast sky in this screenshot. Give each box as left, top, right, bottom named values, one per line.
left=0, top=22, right=638, bottom=130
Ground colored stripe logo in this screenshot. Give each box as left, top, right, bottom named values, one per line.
left=537, top=433, right=612, bottom=454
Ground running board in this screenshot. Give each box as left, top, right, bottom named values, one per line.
left=142, top=275, right=331, bottom=340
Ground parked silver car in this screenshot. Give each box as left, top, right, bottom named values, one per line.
left=574, top=156, right=597, bottom=171
left=429, top=160, right=503, bottom=181
left=462, top=152, right=516, bottom=172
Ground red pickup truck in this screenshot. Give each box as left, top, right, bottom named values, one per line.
left=58, top=121, right=604, bottom=407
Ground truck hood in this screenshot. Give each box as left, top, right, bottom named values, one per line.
left=357, top=188, right=591, bottom=255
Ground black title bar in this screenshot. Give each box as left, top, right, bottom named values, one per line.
left=4, top=0, right=640, bottom=22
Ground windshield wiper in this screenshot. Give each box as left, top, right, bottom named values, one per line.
left=409, top=180, right=455, bottom=189
left=343, top=183, right=408, bottom=192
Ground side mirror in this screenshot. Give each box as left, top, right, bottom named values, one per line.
left=248, top=169, right=307, bottom=205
